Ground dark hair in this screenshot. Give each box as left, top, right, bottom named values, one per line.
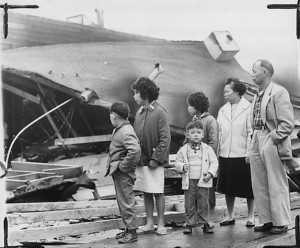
left=187, top=91, right=209, bottom=113
left=186, top=120, right=203, bottom=131
left=225, top=78, right=247, bottom=96
left=110, top=102, right=130, bottom=119
left=256, top=59, right=274, bottom=76
left=131, top=77, right=160, bottom=102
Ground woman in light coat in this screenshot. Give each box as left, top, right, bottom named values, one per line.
left=216, top=78, right=255, bottom=228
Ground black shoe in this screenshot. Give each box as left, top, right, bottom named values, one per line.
left=118, top=230, right=138, bottom=243
left=115, top=229, right=127, bottom=239
left=254, top=222, right=273, bottom=232
left=183, top=226, right=192, bottom=234
left=203, top=223, right=214, bottom=234
left=269, top=225, right=288, bottom=234
left=220, top=219, right=235, bottom=226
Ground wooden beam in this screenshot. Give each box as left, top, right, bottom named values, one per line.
left=6, top=194, right=185, bottom=213
left=8, top=211, right=184, bottom=243
left=6, top=202, right=176, bottom=225
left=6, top=170, right=38, bottom=177
left=50, top=96, right=78, bottom=138
left=39, top=97, right=64, bottom=142
left=54, top=134, right=112, bottom=146
left=6, top=172, right=56, bottom=190
left=7, top=176, right=64, bottom=201
left=6, top=179, right=28, bottom=191
left=6, top=199, right=118, bottom=213
left=7, top=172, right=56, bottom=180
left=43, top=167, right=83, bottom=179
left=2, top=83, right=41, bottom=104
left=11, top=161, right=83, bottom=179
left=87, top=99, right=112, bottom=109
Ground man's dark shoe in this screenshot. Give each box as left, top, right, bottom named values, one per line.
left=254, top=222, right=273, bottom=232
left=117, top=230, right=138, bottom=243
left=115, top=229, right=127, bottom=239
left=203, top=223, right=214, bottom=234
left=183, top=226, right=192, bottom=234
left=269, top=225, right=288, bottom=234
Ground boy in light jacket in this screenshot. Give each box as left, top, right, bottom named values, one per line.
left=175, top=120, right=218, bottom=234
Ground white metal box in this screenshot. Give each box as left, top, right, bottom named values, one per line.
left=204, top=31, right=240, bottom=61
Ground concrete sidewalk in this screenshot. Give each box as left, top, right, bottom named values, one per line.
left=67, top=208, right=299, bottom=248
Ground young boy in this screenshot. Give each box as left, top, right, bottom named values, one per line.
left=105, top=102, right=141, bottom=244
left=175, top=121, right=218, bottom=234
left=186, top=92, right=219, bottom=228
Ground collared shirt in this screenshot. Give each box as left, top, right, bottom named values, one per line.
left=137, top=101, right=156, bottom=114
left=253, top=91, right=265, bottom=128
left=187, top=144, right=203, bottom=180
left=192, top=111, right=206, bottom=121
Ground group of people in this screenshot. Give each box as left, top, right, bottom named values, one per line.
left=105, top=59, right=295, bottom=244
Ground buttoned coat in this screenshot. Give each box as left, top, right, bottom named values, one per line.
left=175, top=142, right=218, bottom=189
left=217, top=96, right=252, bottom=158
left=105, top=121, right=141, bottom=176
left=134, top=101, right=171, bottom=166
left=250, top=82, right=294, bottom=159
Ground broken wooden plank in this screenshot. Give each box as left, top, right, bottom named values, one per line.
left=2, top=83, right=41, bottom=104
left=7, top=175, right=64, bottom=201
left=6, top=193, right=188, bottom=213
left=6, top=179, right=29, bottom=191
left=54, top=134, right=112, bottom=146
left=7, top=199, right=118, bottom=213
left=6, top=172, right=56, bottom=191
left=6, top=172, right=56, bottom=180
left=7, top=202, right=176, bottom=225
left=40, top=97, right=64, bottom=143
left=8, top=211, right=185, bottom=243
left=11, top=161, right=83, bottom=179
left=6, top=170, right=38, bottom=177
left=43, top=167, right=82, bottom=179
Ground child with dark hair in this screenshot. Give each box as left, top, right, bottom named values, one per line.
left=186, top=91, right=219, bottom=228
left=105, top=101, right=141, bottom=244
left=131, top=77, right=171, bottom=236
left=175, top=120, right=218, bottom=234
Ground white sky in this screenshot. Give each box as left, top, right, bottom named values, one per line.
left=5, top=0, right=296, bottom=41
left=4, top=0, right=297, bottom=72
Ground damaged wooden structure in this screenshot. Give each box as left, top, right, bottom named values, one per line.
left=5, top=192, right=300, bottom=245
left=6, top=161, right=85, bottom=203
left=6, top=196, right=185, bottom=244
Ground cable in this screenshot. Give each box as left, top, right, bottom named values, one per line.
left=5, top=98, right=73, bottom=168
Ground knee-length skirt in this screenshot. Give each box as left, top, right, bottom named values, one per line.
left=134, top=166, right=164, bottom=194
left=216, top=157, right=254, bottom=199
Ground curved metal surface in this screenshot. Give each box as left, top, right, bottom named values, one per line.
left=2, top=41, right=255, bottom=130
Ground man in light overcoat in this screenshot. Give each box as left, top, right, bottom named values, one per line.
left=250, top=59, right=294, bottom=234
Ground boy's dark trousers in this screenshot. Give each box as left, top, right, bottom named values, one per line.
left=185, top=179, right=209, bottom=226
left=112, top=170, right=137, bottom=230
